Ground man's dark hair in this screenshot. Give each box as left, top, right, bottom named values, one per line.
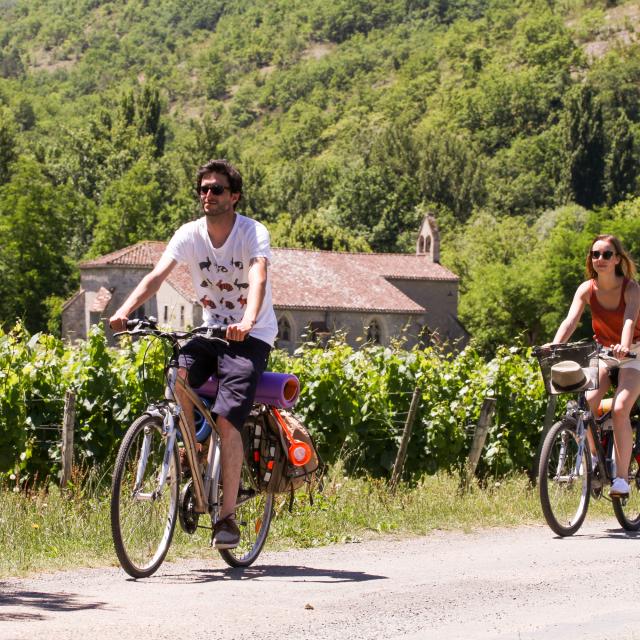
left=196, top=159, right=243, bottom=209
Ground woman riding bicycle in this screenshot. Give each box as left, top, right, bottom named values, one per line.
left=551, top=234, right=640, bottom=498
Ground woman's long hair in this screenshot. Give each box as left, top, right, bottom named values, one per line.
left=586, top=234, right=637, bottom=280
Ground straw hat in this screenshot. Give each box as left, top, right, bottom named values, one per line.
left=550, top=360, right=592, bottom=393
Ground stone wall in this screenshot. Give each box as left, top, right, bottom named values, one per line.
left=274, top=308, right=426, bottom=353
left=387, top=278, right=466, bottom=343
left=156, top=281, right=199, bottom=329
left=61, top=290, right=86, bottom=342
left=62, top=263, right=465, bottom=351
left=62, top=267, right=204, bottom=343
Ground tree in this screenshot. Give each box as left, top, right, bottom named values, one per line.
left=133, top=85, right=166, bottom=158
left=485, top=128, right=564, bottom=216
left=414, top=124, right=486, bottom=223
left=0, top=47, right=24, bottom=79
left=89, top=156, right=170, bottom=256
left=0, top=158, right=80, bottom=332
left=0, top=107, right=17, bottom=185
left=271, top=209, right=371, bottom=252
left=604, top=111, right=638, bottom=206
left=442, top=207, right=593, bottom=353
left=561, top=83, right=606, bottom=209
left=528, top=205, right=593, bottom=342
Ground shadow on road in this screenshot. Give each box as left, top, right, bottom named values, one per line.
left=151, top=564, right=388, bottom=585
left=0, top=584, right=107, bottom=621
left=550, top=528, right=640, bottom=541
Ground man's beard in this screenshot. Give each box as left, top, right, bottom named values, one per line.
left=203, top=204, right=231, bottom=217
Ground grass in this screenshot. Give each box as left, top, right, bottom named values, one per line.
left=0, top=465, right=615, bottom=579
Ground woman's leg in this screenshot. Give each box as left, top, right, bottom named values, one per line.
left=612, top=368, right=640, bottom=480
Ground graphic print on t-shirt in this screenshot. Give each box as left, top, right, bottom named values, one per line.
left=200, top=295, right=216, bottom=309
left=216, top=279, right=233, bottom=292
left=234, top=278, right=248, bottom=289
left=197, top=254, right=247, bottom=323
left=198, top=256, right=212, bottom=272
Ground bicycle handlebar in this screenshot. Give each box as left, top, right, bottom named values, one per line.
left=601, top=348, right=637, bottom=360
left=532, top=342, right=636, bottom=359
left=114, top=317, right=229, bottom=343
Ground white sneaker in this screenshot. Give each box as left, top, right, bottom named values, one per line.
left=610, top=477, right=630, bottom=497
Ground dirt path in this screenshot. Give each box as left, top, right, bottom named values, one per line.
left=1, top=520, right=639, bottom=640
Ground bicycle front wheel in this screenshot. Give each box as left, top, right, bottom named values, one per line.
left=612, top=457, right=640, bottom=531
left=111, top=414, right=180, bottom=578
left=216, top=461, right=274, bottom=568
left=539, top=417, right=591, bottom=536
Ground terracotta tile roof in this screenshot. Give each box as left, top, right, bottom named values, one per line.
left=270, top=248, right=454, bottom=313
left=81, top=241, right=197, bottom=302
left=80, top=241, right=459, bottom=314
left=81, top=242, right=167, bottom=268
left=89, top=286, right=113, bottom=313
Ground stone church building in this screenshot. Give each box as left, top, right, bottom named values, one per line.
left=61, top=216, right=466, bottom=351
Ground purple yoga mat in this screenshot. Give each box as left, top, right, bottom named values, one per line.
left=195, top=371, right=300, bottom=409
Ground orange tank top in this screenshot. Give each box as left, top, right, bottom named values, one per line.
left=590, top=278, right=640, bottom=347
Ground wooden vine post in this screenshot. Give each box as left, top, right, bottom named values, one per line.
left=60, top=390, right=76, bottom=488
left=463, top=397, right=496, bottom=489
left=390, top=386, right=422, bottom=492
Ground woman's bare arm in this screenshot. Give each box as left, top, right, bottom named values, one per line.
left=552, top=281, right=590, bottom=344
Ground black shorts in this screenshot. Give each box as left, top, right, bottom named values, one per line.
left=177, top=336, right=271, bottom=431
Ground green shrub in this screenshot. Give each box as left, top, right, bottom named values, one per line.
left=1, top=326, right=549, bottom=483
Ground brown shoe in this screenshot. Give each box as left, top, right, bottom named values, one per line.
left=213, top=515, right=240, bottom=549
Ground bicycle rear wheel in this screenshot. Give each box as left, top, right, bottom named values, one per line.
left=111, top=414, right=180, bottom=578
left=612, top=457, right=640, bottom=531
left=539, top=417, right=591, bottom=536
left=216, top=461, right=274, bottom=568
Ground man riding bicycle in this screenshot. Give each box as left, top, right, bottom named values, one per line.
left=109, top=159, right=278, bottom=549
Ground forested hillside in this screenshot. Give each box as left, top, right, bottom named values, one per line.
left=1, top=0, right=640, bottom=350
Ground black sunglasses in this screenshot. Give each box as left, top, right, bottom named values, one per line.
left=591, top=250, right=615, bottom=260
left=198, top=183, right=230, bottom=196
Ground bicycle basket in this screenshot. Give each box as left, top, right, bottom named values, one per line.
left=534, top=341, right=599, bottom=395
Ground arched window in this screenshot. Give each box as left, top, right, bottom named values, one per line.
left=278, top=316, right=291, bottom=342
left=424, top=236, right=432, bottom=254
left=418, top=236, right=425, bottom=254
left=366, top=319, right=382, bottom=344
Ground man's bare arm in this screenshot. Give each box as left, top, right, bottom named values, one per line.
left=226, top=257, right=267, bottom=341
left=109, top=254, right=177, bottom=331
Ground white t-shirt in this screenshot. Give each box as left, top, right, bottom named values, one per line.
left=163, top=214, right=278, bottom=346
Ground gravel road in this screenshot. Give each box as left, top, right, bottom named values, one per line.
left=1, top=519, right=639, bottom=640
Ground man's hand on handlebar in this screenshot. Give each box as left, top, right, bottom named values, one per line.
left=226, top=318, right=254, bottom=342
left=109, top=312, right=129, bottom=332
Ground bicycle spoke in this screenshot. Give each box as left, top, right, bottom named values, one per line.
left=111, top=415, right=179, bottom=578
left=539, top=418, right=590, bottom=536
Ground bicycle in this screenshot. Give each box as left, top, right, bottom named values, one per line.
left=110, top=317, right=300, bottom=578
left=533, top=341, right=640, bottom=537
